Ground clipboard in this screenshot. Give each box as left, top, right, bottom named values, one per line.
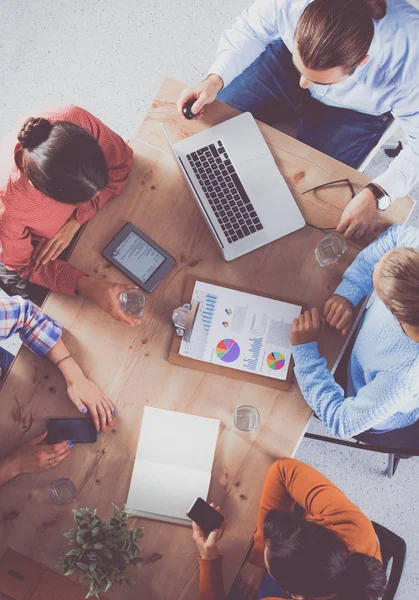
left=169, top=276, right=304, bottom=391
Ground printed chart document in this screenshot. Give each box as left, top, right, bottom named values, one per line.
left=180, top=281, right=302, bottom=381
left=127, top=407, right=220, bottom=526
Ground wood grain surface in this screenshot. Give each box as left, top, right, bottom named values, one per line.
left=0, top=77, right=412, bottom=600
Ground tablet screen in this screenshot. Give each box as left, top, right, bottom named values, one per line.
left=111, top=231, right=166, bottom=283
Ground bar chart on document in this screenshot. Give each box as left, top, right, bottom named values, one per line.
left=179, top=281, right=302, bottom=381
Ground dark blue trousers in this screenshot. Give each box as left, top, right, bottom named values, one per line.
left=0, top=347, right=15, bottom=382
left=218, top=40, right=393, bottom=169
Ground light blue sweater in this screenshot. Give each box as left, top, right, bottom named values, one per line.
left=292, top=225, right=419, bottom=438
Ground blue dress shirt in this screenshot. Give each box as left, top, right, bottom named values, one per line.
left=209, top=0, right=419, bottom=202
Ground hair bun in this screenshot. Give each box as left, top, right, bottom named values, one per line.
left=18, top=117, right=52, bottom=149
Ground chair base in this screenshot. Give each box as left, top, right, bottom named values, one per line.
left=304, top=432, right=419, bottom=479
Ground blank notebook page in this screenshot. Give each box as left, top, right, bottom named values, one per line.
left=127, top=407, right=220, bottom=521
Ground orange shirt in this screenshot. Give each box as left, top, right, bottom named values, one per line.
left=198, top=458, right=381, bottom=600
left=0, top=105, right=133, bottom=295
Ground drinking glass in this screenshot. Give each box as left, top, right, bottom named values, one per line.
left=234, top=406, right=260, bottom=432
left=315, top=233, right=347, bottom=267
left=119, top=289, right=146, bottom=317
left=49, top=478, right=76, bottom=505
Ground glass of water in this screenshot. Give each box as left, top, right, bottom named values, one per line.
left=234, top=406, right=260, bottom=432
left=49, top=478, right=76, bottom=505
left=315, top=233, right=347, bottom=267
left=119, top=289, right=146, bottom=317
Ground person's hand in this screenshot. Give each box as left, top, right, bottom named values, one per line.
left=33, top=215, right=81, bottom=266
left=291, top=308, right=322, bottom=346
left=76, top=277, right=142, bottom=326
left=192, top=504, right=225, bottom=560
left=323, top=295, right=353, bottom=336
left=336, top=187, right=378, bottom=239
left=58, top=358, right=116, bottom=432
left=7, top=431, right=71, bottom=477
left=176, top=74, right=224, bottom=120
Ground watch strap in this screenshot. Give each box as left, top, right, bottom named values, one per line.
left=366, top=183, right=385, bottom=200
left=365, top=183, right=391, bottom=210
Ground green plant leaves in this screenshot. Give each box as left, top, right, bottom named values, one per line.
left=93, top=542, right=103, bottom=549
left=60, top=505, right=143, bottom=598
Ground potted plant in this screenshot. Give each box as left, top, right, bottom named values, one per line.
left=59, top=505, right=144, bottom=598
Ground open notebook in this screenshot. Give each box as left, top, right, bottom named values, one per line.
left=127, top=407, right=220, bottom=526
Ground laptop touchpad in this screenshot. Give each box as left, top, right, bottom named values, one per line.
left=240, top=153, right=280, bottom=198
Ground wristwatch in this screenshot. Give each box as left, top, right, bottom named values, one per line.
left=365, top=183, right=391, bottom=211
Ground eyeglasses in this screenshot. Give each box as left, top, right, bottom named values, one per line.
left=302, top=178, right=356, bottom=232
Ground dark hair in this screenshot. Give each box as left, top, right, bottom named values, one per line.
left=295, top=0, right=387, bottom=74
left=377, top=248, right=419, bottom=327
left=14, top=116, right=108, bottom=204
left=264, top=510, right=386, bottom=599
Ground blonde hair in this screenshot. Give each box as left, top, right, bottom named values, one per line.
left=378, top=248, right=419, bottom=327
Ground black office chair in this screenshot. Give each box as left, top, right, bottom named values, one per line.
left=372, top=521, right=407, bottom=600
left=304, top=334, right=419, bottom=478
left=304, top=421, right=419, bottom=478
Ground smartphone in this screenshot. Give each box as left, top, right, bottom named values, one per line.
left=186, top=497, right=224, bottom=534
left=46, top=418, right=97, bottom=444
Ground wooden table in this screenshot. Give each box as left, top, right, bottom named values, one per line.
left=0, top=78, right=412, bottom=600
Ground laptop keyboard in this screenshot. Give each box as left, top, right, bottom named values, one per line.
left=186, top=140, right=264, bottom=244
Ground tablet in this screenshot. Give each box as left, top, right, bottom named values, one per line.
left=102, top=223, right=176, bottom=292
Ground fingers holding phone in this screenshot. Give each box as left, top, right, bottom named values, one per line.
left=188, top=498, right=225, bottom=560
left=192, top=521, right=223, bottom=560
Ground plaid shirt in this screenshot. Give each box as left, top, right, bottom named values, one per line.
left=0, top=296, right=62, bottom=359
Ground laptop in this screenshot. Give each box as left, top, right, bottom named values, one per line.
left=161, top=112, right=305, bottom=261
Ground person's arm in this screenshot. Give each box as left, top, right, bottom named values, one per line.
left=71, top=107, right=133, bottom=225
left=198, top=557, right=225, bottom=600
left=45, top=339, right=116, bottom=432
left=0, top=296, right=62, bottom=357
left=248, top=456, right=297, bottom=568
left=0, top=298, right=116, bottom=430
left=192, top=512, right=226, bottom=600
left=292, top=341, right=406, bottom=438
left=0, top=432, right=70, bottom=487
left=209, top=0, right=284, bottom=89
left=177, top=0, right=284, bottom=117
left=249, top=457, right=378, bottom=564
left=333, top=224, right=418, bottom=307
left=289, top=309, right=410, bottom=438
left=372, top=87, right=419, bottom=202
left=32, top=213, right=81, bottom=266
left=0, top=225, right=142, bottom=325
left=0, top=223, right=86, bottom=296
left=337, top=87, right=419, bottom=237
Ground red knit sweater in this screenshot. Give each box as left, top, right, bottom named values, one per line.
left=0, top=105, right=133, bottom=295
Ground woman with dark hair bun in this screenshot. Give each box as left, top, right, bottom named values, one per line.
left=193, top=458, right=386, bottom=599
left=0, top=105, right=139, bottom=324
left=15, top=115, right=109, bottom=205
left=178, top=0, right=419, bottom=240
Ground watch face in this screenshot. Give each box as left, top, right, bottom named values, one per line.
left=378, top=195, right=391, bottom=210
